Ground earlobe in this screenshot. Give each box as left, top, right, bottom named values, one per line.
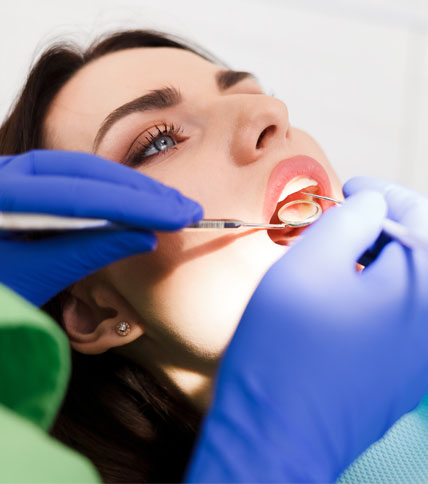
left=69, top=319, right=142, bottom=355
left=62, top=286, right=144, bottom=355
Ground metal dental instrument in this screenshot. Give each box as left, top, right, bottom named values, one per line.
left=187, top=199, right=322, bottom=230
left=301, top=192, right=428, bottom=252
left=0, top=199, right=323, bottom=233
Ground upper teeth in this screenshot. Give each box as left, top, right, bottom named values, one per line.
left=277, top=177, right=318, bottom=203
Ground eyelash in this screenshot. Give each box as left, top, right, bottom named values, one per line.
left=127, top=122, right=184, bottom=166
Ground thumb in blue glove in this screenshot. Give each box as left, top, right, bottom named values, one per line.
left=186, top=186, right=428, bottom=483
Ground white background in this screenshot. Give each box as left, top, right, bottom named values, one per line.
left=1, top=0, right=428, bottom=194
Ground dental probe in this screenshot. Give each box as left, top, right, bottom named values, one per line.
left=301, top=192, right=428, bottom=252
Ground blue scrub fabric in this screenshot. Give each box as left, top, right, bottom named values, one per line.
left=337, top=393, right=428, bottom=483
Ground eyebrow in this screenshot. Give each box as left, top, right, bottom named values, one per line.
left=92, top=69, right=257, bottom=152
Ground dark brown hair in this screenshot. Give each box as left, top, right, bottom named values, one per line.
left=0, top=30, right=224, bottom=483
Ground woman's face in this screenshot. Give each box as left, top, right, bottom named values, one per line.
left=44, top=46, right=342, bottom=408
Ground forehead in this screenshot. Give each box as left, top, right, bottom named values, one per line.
left=44, top=47, right=219, bottom=151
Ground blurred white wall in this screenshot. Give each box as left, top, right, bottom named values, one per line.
left=1, top=0, right=428, bottom=193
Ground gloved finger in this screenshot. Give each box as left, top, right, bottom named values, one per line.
left=360, top=241, right=413, bottom=303
left=343, top=176, right=421, bottom=199
left=0, top=175, right=203, bottom=230
left=5, top=230, right=157, bottom=307
left=344, top=176, right=428, bottom=230
left=290, top=190, right=387, bottom=270
left=0, top=150, right=173, bottom=196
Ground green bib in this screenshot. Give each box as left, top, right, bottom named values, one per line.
left=0, top=283, right=100, bottom=483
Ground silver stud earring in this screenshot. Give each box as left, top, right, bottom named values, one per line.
left=115, top=321, right=131, bottom=336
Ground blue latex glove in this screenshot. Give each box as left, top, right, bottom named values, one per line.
left=0, top=150, right=202, bottom=307
left=186, top=180, right=428, bottom=483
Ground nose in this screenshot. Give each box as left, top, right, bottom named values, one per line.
left=218, top=94, right=289, bottom=166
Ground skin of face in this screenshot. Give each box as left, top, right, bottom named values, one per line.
left=43, top=47, right=342, bottom=411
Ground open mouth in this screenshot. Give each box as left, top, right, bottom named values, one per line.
left=267, top=177, right=322, bottom=245
left=263, top=155, right=334, bottom=246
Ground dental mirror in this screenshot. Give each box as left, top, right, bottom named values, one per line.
left=277, top=199, right=322, bottom=227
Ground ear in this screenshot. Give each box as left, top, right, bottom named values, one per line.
left=62, top=282, right=144, bottom=355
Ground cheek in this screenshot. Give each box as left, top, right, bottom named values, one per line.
left=103, top=233, right=186, bottom=310
left=135, top=148, right=245, bottom=219
left=103, top=228, right=284, bottom=360
left=102, top=231, right=242, bottom=357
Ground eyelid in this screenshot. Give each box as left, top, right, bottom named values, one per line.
left=123, top=122, right=185, bottom=166
left=121, top=122, right=166, bottom=162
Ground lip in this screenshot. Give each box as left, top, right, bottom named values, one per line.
left=263, top=155, right=332, bottom=221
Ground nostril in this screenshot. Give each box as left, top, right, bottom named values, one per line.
left=256, top=125, right=275, bottom=149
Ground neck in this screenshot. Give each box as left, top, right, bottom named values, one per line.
left=114, top=336, right=219, bottom=414
left=150, top=363, right=216, bottom=414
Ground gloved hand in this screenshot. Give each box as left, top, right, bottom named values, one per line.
left=186, top=180, right=428, bottom=483
left=0, top=150, right=202, bottom=307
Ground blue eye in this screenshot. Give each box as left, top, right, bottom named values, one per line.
left=126, top=122, right=183, bottom=167
left=144, top=134, right=177, bottom=157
